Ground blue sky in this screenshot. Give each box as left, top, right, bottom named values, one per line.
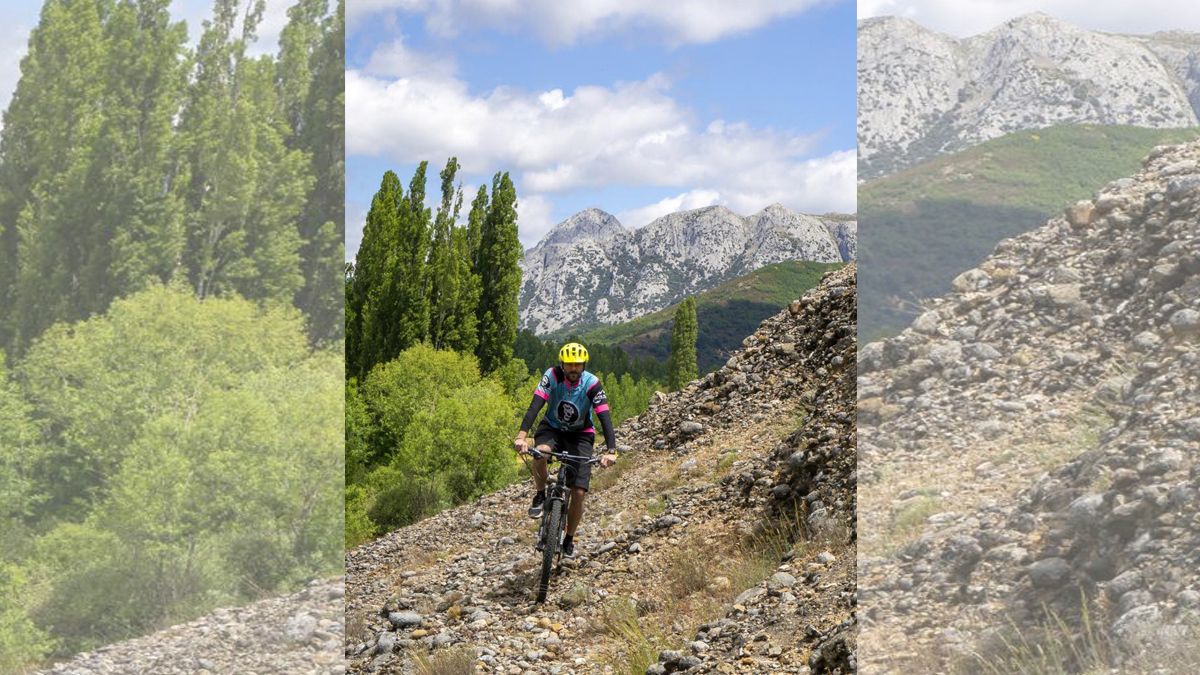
left=346, top=0, right=858, bottom=256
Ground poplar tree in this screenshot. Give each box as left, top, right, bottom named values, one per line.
left=280, top=0, right=344, bottom=344
left=179, top=0, right=309, bottom=304
left=427, top=157, right=461, bottom=349
left=475, top=172, right=522, bottom=374
left=448, top=219, right=481, bottom=354
left=0, top=0, right=107, bottom=351
left=389, top=162, right=431, bottom=353
left=351, top=170, right=402, bottom=378
left=82, top=0, right=189, bottom=314
left=668, top=296, right=699, bottom=390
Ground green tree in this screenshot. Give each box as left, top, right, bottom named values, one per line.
left=280, top=0, right=344, bottom=344
left=349, top=345, right=522, bottom=534
left=348, top=171, right=402, bottom=377
left=476, top=172, right=522, bottom=374
left=0, top=562, right=53, bottom=670
left=80, top=0, right=189, bottom=318
left=0, top=0, right=107, bottom=351
left=427, top=157, right=464, bottom=349
left=667, top=296, right=698, bottom=391
left=19, top=284, right=309, bottom=523
left=179, top=0, right=310, bottom=304
left=391, top=162, right=432, bottom=351
left=19, top=285, right=340, bottom=650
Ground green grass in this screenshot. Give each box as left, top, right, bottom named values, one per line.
left=860, top=124, right=1200, bottom=341
left=551, top=260, right=843, bottom=372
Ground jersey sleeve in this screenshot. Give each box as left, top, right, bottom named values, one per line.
left=587, top=380, right=609, bottom=414
left=588, top=380, right=618, bottom=451
left=533, top=368, right=554, bottom=401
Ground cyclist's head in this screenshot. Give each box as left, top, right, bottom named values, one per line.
left=559, top=342, right=588, bottom=381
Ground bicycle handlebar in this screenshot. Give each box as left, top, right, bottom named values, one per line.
left=529, top=448, right=603, bottom=465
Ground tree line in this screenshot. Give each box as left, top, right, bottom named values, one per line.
left=0, top=0, right=344, bottom=668
left=345, top=159, right=523, bottom=379
left=0, top=0, right=344, bottom=353
left=344, top=159, right=530, bottom=545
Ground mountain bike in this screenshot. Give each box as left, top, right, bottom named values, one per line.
left=528, top=449, right=602, bottom=604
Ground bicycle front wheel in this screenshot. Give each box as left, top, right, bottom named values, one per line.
left=537, top=498, right=562, bottom=603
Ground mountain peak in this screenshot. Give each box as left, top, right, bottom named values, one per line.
left=536, top=208, right=626, bottom=248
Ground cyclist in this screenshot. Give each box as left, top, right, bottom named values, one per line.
left=514, top=342, right=618, bottom=559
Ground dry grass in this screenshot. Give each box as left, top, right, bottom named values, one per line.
left=955, top=598, right=1111, bottom=675
left=409, top=645, right=477, bottom=675
left=867, top=493, right=941, bottom=557
left=665, top=545, right=712, bottom=598
left=592, top=449, right=638, bottom=492
left=599, top=597, right=664, bottom=675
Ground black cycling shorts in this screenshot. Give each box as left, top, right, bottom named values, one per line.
left=534, top=419, right=594, bottom=490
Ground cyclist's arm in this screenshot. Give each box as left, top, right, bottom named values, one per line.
left=595, top=408, right=617, bottom=455
left=588, top=381, right=618, bottom=455
left=520, top=394, right=547, bottom=435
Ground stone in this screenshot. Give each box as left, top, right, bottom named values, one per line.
left=1028, top=558, right=1071, bottom=589
left=388, top=611, right=423, bottom=628
left=769, top=572, right=797, bottom=589
left=374, top=632, right=396, bottom=655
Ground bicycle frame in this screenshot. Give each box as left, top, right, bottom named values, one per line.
left=528, top=449, right=600, bottom=603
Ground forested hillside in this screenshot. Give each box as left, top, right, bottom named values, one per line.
left=860, top=123, right=1200, bottom=341
left=532, top=260, right=842, bottom=375
left=0, top=0, right=344, bottom=670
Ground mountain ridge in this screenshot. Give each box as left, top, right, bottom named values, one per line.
left=520, top=204, right=856, bottom=335
left=858, top=13, right=1200, bottom=178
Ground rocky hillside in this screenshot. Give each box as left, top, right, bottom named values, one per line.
left=858, top=13, right=1200, bottom=178
left=347, top=265, right=857, bottom=674
left=519, top=205, right=855, bottom=335
left=32, top=579, right=344, bottom=674
left=857, top=141, right=1200, bottom=672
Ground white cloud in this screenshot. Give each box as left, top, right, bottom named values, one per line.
left=516, top=193, right=555, bottom=249
left=348, top=0, right=840, bottom=46
left=616, top=189, right=723, bottom=229
left=346, top=67, right=854, bottom=218
left=858, top=0, right=1200, bottom=37
left=364, top=35, right=458, bottom=78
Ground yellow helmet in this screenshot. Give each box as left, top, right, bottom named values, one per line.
left=558, top=342, right=589, bottom=364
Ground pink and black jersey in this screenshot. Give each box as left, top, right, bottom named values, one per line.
left=533, top=367, right=609, bottom=433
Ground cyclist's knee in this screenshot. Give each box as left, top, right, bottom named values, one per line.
left=572, top=487, right=587, bottom=500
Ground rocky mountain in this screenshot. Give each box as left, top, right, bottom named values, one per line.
left=519, top=204, right=855, bottom=335
left=347, top=265, right=857, bottom=673
left=857, top=141, right=1200, bottom=672
left=34, top=579, right=344, bottom=674
left=858, top=13, right=1200, bottom=178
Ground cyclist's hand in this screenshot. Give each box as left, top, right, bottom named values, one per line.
left=600, top=453, right=617, bottom=468
left=514, top=437, right=530, bottom=455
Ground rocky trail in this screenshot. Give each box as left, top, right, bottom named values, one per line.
left=858, top=141, right=1200, bottom=672
left=34, top=578, right=345, bottom=675
left=346, top=265, right=857, bottom=674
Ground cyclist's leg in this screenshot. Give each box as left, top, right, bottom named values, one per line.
left=564, top=430, right=595, bottom=537
left=531, top=420, right=557, bottom=492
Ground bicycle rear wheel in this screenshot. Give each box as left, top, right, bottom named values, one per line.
left=537, top=498, right=562, bottom=603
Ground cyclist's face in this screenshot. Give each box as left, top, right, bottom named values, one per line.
left=562, top=361, right=583, bottom=382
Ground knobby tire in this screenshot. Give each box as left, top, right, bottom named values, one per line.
left=537, top=499, right=562, bottom=603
